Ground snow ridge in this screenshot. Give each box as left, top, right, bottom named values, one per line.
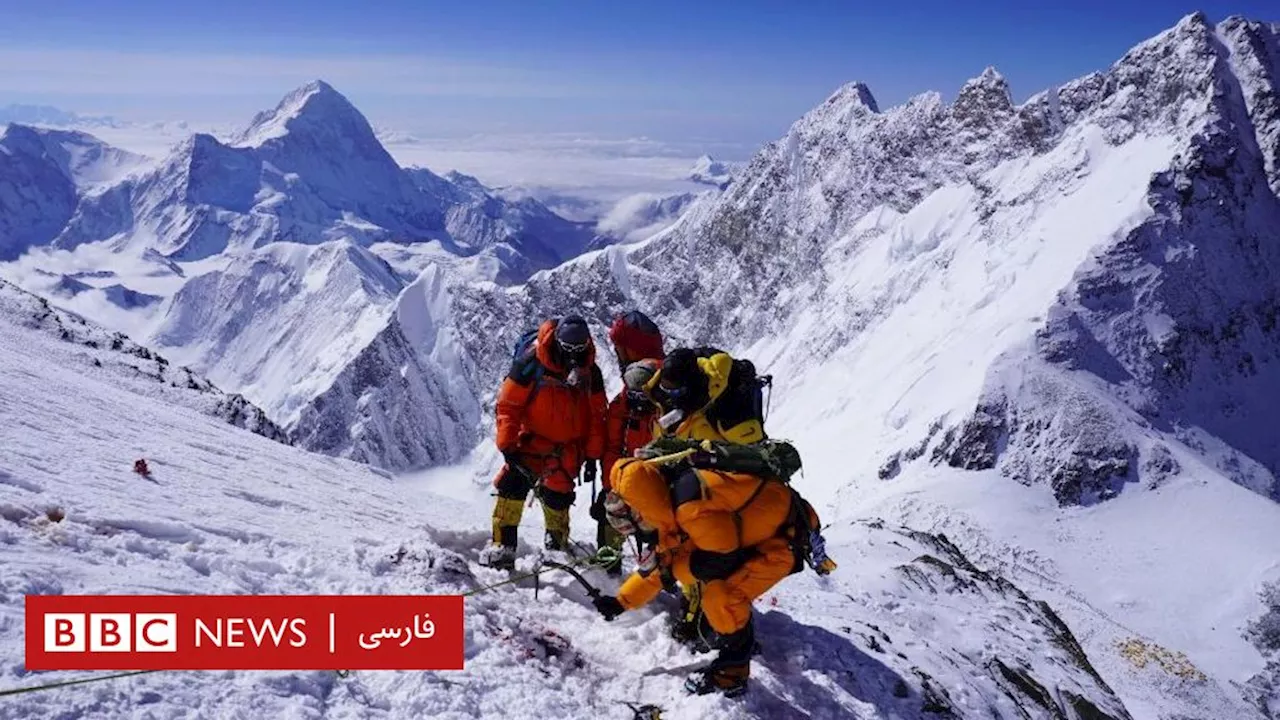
left=0, top=277, right=286, bottom=441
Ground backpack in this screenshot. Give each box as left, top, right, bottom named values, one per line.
left=729, top=358, right=773, bottom=425
left=509, top=327, right=547, bottom=403
left=703, top=357, right=774, bottom=436
left=511, top=328, right=540, bottom=363
left=642, top=438, right=833, bottom=576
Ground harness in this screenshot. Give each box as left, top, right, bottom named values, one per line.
left=510, top=358, right=592, bottom=489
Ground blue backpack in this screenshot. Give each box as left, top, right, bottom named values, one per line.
left=511, top=328, right=540, bottom=363
left=510, top=328, right=547, bottom=402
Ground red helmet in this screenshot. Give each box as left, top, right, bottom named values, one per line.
left=609, top=310, right=663, bottom=362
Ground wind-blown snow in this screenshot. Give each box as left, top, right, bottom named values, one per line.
left=595, top=191, right=703, bottom=243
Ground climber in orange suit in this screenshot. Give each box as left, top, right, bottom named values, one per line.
left=479, top=315, right=607, bottom=569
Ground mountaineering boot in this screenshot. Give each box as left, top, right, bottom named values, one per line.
left=481, top=497, right=524, bottom=570
left=544, top=530, right=567, bottom=552
left=685, top=619, right=754, bottom=697
left=684, top=662, right=749, bottom=698
left=478, top=542, right=515, bottom=570
left=670, top=616, right=713, bottom=654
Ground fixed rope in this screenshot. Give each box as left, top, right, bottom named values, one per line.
left=0, top=669, right=160, bottom=698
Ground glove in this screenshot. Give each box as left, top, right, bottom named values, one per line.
left=580, top=459, right=598, bottom=487
left=593, top=595, right=625, bottom=621
left=589, top=492, right=606, bottom=522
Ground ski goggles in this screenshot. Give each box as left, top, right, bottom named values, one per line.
left=557, top=338, right=589, bottom=355
left=658, top=381, right=690, bottom=401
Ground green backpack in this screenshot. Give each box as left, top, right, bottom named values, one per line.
left=638, top=437, right=803, bottom=481
left=636, top=437, right=835, bottom=576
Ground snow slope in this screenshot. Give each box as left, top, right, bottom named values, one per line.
left=147, top=240, right=405, bottom=427
left=0, top=277, right=285, bottom=442
left=291, top=264, right=483, bottom=469
left=0, top=309, right=1132, bottom=719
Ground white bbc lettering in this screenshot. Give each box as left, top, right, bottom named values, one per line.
left=44, top=613, right=85, bottom=652
left=89, top=613, right=132, bottom=652
left=134, top=613, right=177, bottom=652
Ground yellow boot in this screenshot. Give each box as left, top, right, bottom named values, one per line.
left=480, top=497, right=525, bottom=569
left=542, top=503, right=571, bottom=551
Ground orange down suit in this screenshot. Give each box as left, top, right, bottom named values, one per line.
left=610, top=458, right=812, bottom=635
left=494, top=320, right=607, bottom=494
left=601, top=393, right=657, bottom=490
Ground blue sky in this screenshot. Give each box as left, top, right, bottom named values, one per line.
left=0, top=0, right=1274, bottom=155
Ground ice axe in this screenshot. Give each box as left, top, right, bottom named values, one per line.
left=537, top=558, right=604, bottom=601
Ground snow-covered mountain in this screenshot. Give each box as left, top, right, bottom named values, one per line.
left=148, top=240, right=407, bottom=427
left=51, top=81, right=450, bottom=261
left=688, top=153, right=737, bottom=188
left=0, top=81, right=626, bottom=467
left=0, top=124, right=148, bottom=260
left=0, top=81, right=596, bottom=284
left=374, top=13, right=1279, bottom=716
left=404, top=167, right=601, bottom=283
left=2, top=11, right=1280, bottom=719
left=0, top=104, right=120, bottom=128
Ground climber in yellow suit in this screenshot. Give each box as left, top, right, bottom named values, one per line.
left=644, top=347, right=765, bottom=445
left=589, top=457, right=824, bottom=697
left=637, top=346, right=767, bottom=645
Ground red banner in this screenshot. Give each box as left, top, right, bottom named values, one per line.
left=25, top=595, right=464, bottom=671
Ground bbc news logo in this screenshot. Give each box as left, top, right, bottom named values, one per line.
left=26, top=595, right=464, bottom=671
left=44, top=613, right=177, bottom=653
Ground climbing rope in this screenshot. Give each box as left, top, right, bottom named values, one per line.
left=0, top=669, right=159, bottom=698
